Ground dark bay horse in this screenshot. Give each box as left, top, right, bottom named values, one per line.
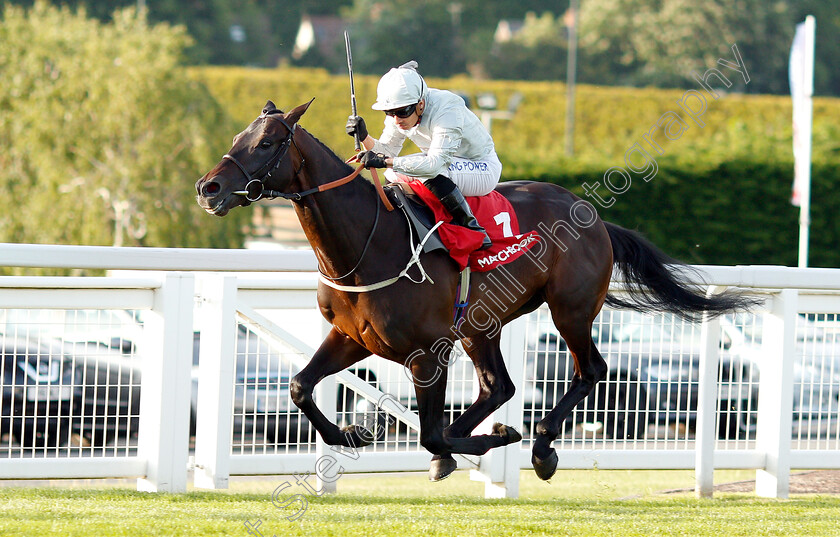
left=195, top=100, right=752, bottom=481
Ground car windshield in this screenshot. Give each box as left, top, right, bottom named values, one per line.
left=599, top=312, right=702, bottom=344
left=729, top=312, right=834, bottom=343
left=0, top=308, right=143, bottom=354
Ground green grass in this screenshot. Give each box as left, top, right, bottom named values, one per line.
left=1, top=470, right=838, bottom=536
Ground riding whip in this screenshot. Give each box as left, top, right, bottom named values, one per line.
left=344, top=30, right=361, bottom=152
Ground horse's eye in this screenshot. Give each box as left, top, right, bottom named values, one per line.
left=260, top=140, right=273, bottom=149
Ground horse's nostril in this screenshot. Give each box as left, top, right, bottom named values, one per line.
left=203, top=181, right=221, bottom=196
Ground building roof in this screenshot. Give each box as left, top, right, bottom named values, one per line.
left=293, top=15, right=345, bottom=59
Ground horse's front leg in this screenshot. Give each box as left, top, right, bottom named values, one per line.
left=411, top=349, right=520, bottom=481
left=410, top=354, right=452, bottom=479
left=426, top=335, right=521, bottom=478
left=290, top=327, right=373, bottom=448
left=444, top=334, right=518, bottom=439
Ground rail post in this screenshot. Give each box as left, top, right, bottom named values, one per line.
left=755, top=289, right=798, bottom=498
left=136, top=272, right=195, bottom=492
left=695, top=286, right=725, bottom=498
left=193, top=275, right=238, bottom=489
left=316, top=318, right=338, bottom=494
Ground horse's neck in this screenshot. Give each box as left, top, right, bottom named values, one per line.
left=292, top=136, right=393, bottom=279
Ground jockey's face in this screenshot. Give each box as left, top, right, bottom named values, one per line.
left=391, top=100, right=424, bottom=129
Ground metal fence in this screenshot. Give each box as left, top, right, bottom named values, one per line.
left=0, top=307, right=142, bottom=456
left=1, top=243, right=839, bottom=499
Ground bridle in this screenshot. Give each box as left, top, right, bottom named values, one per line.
left=222, top=108, right=397, bottom=284
left=223, top=110, right=394, bottom=211
left=223, top=111, right=303, bottom=202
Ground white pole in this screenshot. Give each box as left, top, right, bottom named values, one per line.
left=193, top=275, right=237, bottom=490
left=695, top=288, right=724, bottom=498
left=755, top=289, right=798, bottom=498
left=792, top=16, right=815, bottom=268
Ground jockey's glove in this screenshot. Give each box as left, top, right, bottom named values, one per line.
left=345, top=115, right=368, bottom=141
left=357, top=150, right=387, bottom=169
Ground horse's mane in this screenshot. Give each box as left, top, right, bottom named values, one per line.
left=298, top=126, right=376, bottom=194
left=298, top=126, right=355, bottom=174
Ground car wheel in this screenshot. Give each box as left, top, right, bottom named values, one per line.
left=717, top=399, right=753, bottom=440
left=606, top=382, right=647, bottom=439
left=573, top=377, right=647, bottom=439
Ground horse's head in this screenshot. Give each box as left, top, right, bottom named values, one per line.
left=196, top=99, right=313, bottom=216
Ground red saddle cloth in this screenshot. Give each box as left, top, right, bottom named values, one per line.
left=402, top=180, right=540, bottom=272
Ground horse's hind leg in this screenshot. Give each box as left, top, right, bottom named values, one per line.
left=290, top=327, right=374, bottom=448
left=532, top=315, right=607, bottom=480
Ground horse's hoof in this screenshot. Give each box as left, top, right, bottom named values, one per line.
left=429, top=455, right=458, bottom=482
left=340, top=424, right=374, bottom=448
left=531, top=450, right=558, bottom=481
left=492, top=422, right=523, bottom=444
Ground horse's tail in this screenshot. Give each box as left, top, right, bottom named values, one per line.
left=604, top=222, right=758, bottom=319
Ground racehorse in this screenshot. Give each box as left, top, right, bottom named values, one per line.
left=195, top=100, right=753, bottom=481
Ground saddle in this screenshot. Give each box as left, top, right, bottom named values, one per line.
left=384, top=180, right=541, bottom=273
left=385, top=182, right=470, bottom=327
left=385, top=183, right=448, bottom=255
left=384, top=180, right=540, bottom=326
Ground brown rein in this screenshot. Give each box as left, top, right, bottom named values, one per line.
left=319, top=159, right=394, bottom=212
left=264, top=159, right=394, bottom=212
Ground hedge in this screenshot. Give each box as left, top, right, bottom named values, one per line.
left=558, top=158, right=840, bottom=268
left=190, top=67, right=840, bottom=268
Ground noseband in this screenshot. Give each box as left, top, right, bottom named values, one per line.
left=223, top=112, right=303, bottom=202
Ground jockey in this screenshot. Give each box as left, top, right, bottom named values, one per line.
left=346, top=61, right=498, bottom=249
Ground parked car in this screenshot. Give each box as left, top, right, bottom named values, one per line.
left=0, top=332, right=140, bottom=449
left=189, top=323, right=320, bottom=445
left=525, top=309, right=840, bottom=440
left=0, top=310, right=143, bottom=449
left=730, top=312, right=840, bottom=425
left=0, top=307, right=371, bottom=446
left=65, top=340, right=142, bottom=448
left=1, top=335, right=77, bottom=448
left=1, top=304, right=544, bottom=449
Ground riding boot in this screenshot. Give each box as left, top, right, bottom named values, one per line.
left=425, top=175, right=492, bottom=250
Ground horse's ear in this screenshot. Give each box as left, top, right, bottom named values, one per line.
left=284, top=98, right=315, bottom=126
left=262, top=100, right=278, bottom=115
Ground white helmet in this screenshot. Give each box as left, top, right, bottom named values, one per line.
left=371, top=61, right=427, bottom=111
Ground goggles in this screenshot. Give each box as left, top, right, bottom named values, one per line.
left=384, top=103, right=418, bottom=118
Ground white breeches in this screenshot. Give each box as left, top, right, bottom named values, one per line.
left=384, top=152, right=502, bottom=197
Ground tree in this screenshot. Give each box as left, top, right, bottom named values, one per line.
left=788, top=0, right=840, bottom=96
left=0, top=2, right=247, bottom=249
left=578, top=0, right=792, bottom=93
left=481, top=11, right=568, bottom=81
left=343, top=0, right=466, bottom=77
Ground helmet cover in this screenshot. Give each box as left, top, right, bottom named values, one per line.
left=372, top=61, right=427, bottom=111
